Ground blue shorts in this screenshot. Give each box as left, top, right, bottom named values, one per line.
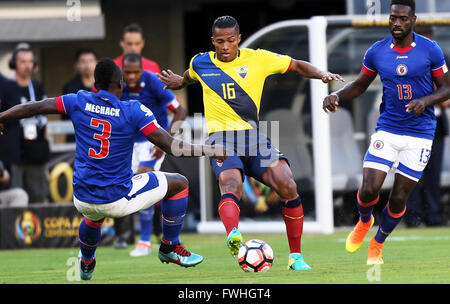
left=206, top=130, right=289, bottom=182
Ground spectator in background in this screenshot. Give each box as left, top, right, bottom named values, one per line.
left=62, top=48, right=97, bottom=142
left=63, top=48, right=97, bottom=95
left=0, top=73, right=22, bottom=174
left=8, top=43, right=50, bottom=203
left=112, top=23, right=162, bottom=248
left=405, top=25, right=449, bottom=227
left=114, top=23, right=161, bottom=74
left=0, top=160, right=28, bottom=207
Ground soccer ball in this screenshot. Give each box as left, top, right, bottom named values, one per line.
left=237, top=239, right=273, bottom=272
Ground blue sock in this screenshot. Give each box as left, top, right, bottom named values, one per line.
left=356, top=190, right=379, bottom=223
left=79, top=218, right=103, bottom=262
left=138, top=205, right=155, bottom=242
left=374, top=203, right=405, bottom=243
left=161, top=187, right=189, bottom=245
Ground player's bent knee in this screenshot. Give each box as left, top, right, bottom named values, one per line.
left=275, top=178, right=297, bottom=200
left=164, top=173, right=189, bottom=198
left=359, top=184, right=380, bottom=202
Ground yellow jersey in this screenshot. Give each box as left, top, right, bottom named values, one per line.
left=188, top=48, right=292, bottom=134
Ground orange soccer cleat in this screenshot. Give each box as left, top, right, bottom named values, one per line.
left=367, top=237, right=384, bottom=265
left=345, top=216, right=375, bottom=253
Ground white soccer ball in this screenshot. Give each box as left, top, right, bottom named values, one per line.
left=237, top=239, right=274, bottom=272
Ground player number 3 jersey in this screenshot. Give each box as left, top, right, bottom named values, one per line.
left=55, top=90, right=160, bottom=204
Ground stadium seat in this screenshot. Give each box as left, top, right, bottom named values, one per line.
left=329, top=108, right=363, bottom=191
left=263, top=109, right=314, bottom=191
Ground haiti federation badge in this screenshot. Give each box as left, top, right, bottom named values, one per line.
left=396, top=64, right=408, bottom=76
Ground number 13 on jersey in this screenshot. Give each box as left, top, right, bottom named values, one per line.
left=89, top=118, right=111, bottom=159
left=397, top=84, right=412, bottom=100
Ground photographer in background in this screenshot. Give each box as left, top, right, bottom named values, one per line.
left=8, top=43, right=50, bottom=203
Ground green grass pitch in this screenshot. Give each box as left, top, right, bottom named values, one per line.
left=0, top=226, right=449, bottom=284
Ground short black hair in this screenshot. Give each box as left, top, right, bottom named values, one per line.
left=74, top=48, right=97, bottom=62
left=391, top=0, right=416, bottom=14
left=122, top=52, right=142, bottom=67
left=122, top=23, right=144, bottom=38
left=94, top=58, right=122, bottom=91
left=212, top=16, right=240, bottom=35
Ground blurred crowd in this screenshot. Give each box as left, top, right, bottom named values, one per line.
left=0, top=23, right=158, bottom=209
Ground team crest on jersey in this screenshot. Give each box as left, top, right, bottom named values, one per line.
left=396, top=64, right=408, bottom=76
left=140, top=104, right=153, bottom=117
left=236, top=66, right=249, bottom=79
left=216, top=160, right=223, bottom=167
left=373, top=140, right=384, bottom=150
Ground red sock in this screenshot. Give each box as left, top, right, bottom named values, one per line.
left=218, top=193, right=240, bottom=235
left=282, top=196, right=304, bottom=253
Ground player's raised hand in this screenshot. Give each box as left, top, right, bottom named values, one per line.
left=322, top=93, right=340, bottom=113
left=405, top=98, right=426, bottom=115
left=321, top=72, right=345, bottom=83
left=157, top=69, right=184, bottom=90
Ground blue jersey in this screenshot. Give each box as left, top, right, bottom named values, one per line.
left=362, top=33, right=448, bottom=140
left=121, top=71, right=177, bottom=142
left=55, top=90, right=160, bottom=204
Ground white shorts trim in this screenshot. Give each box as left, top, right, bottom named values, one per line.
left=73, top=171, right=168, bottom=221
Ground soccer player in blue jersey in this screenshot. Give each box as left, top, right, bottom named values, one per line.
left=323, top=0, right=450, bottom=265
left=0, top=58, right=225, bottom=280
left=121, top=53, right=187, bottom=257
left=158, top=16, right=344, bottom=270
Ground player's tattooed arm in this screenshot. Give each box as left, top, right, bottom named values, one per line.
left=157, top=69, right=197, bottom=90
left=0, top=98, right=58, bottom=135
left=323, top=72, right=376, bottom=113
left=406, top=73, right=450, bottom=115
left=288, top=59, right=345, bottom=83
left=146, top=127, right=226, bottom=162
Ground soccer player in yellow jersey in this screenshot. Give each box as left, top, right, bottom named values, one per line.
left=158, top=16, right=344, bottom=270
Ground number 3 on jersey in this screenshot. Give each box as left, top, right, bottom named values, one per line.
left=89, top=118, right=111, bottom=159
left=397, top=84, right=412, bottom=100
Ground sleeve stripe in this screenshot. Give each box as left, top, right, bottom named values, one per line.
left=54, top=96, right=66, bottom=114
left=140, top=121, right=159, bottom=136
left=432, top=64, right=448, bottom=77
left=361, top=65, right=377, bottom=76
left=283, top=58, right=293, bottom=74
left=166, top=98, right=180, bottom=111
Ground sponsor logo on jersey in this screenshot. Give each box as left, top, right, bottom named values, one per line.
left=396, top=64, right=408, bottom=76
left=140, top=104, right=153, bottom=117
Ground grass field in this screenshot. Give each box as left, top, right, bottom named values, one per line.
left=1, top=226, right=449, bottom=284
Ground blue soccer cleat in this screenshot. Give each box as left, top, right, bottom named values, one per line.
left=158, top=242, right=203, bottom=268
left=78, top=251, right=96, bottom=280
left=226, top=227, right=243, bottom=256
left=288, top=253, right=311, bottom=270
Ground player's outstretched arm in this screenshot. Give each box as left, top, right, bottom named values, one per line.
left=0, top=98, right=59, bottom=135
left=157, top=69, right=197, bottom=90
left=323, top=72, right=376, bottom=113
left=288, top=59, right=345, bottom=83
left=146, top=127, right=226, bottom=162
left=406, top=73, right=450, bottom=115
